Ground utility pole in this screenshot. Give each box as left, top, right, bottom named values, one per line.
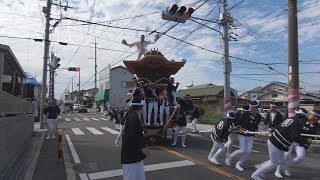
left=221, top=0, right=231, bottom=113
left=287, top=0, right=299, bottom=118
left=71, top=77, right=74, bottom=102
left=78, top=69, right=80, bottom=104
left=94, top=39, right=97, bottom=92
left=40, top=0, right=52, bottom=129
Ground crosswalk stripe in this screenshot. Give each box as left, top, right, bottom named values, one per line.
left=74, top=118, right=81, bottom=121
left=101, top=127, right=120, bottom=135
left=65, top=118, right=71, bottom=122
left=86, top=127, right=103, bottom=135
left=82, top=118, right=90, bottom=121
left=72, top=128, right=85, bottom=135
left=99, top=118, right=108, bottom=121
left=91, top=118, right=100, bottom=121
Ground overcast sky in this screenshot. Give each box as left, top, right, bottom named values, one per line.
left=1, top=0, right=320, bottom=99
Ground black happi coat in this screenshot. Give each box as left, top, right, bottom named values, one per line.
left=236, top=111, right=262, bottom=136
left=212, top=118, right=231, bottom=143
left=121, top=110, right=146, bottom=164
left=264, top=110, right=284, bottom=129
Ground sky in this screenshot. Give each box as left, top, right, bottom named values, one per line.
left=1, top=0, right=320, bottom=100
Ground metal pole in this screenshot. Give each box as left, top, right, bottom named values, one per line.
left=40, top=0, right=52, bottom=129
left=52, top=70, right=55, bottom=100
left=94, top=39, right=97, bottom=112
left=71, top=77, right=73, bottom=102
left=287, top=0, right=299, bottom=118
left=78, top=69, right=80, bottom=104
left=221, top=0, right=231, bottom=113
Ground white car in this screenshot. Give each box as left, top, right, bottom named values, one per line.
left=73, top=104, right=80, bottom=111
left=258, top=108, right=267, bottom=120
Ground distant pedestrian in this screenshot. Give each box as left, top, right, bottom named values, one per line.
left=120, top=99, right=150, bottom=180
left=44, top=101, right=60, bottom=140
left=191, top=105, right=200, bottom=133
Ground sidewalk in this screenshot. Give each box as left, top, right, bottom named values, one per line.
left=31, top=122, right=67, bottom=180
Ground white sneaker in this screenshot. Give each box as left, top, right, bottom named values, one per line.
left=171, top=142, right=176, bottom=146
left=225, top=157, right=231, bottom=166
left=46, top=137, right=50, bottom=140
left=154, top=123, right=159, bottom=126
left=182, top=144, right=186, bottom=148
left=210, top=158, right=220, bottom=165
left=235, top=162, right=244, bottom=171
left=251, top=173, right=263, bottom=180
left=52, top=136, right=55, bottom=139
left=275, top=170, right=283, bottom=178
left=284, top=169, right=291, bottom=177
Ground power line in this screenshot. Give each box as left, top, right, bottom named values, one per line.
left=228, top=0, right=245, bottom=11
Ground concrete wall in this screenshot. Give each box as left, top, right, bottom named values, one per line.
left=0, top=91, right=33, bottom=177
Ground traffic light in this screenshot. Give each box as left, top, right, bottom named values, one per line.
left=161, top=4, right=194, bottom=23
left=68, top=67, right=80, bottom=71
left=53, top=57, right=60, bottom=69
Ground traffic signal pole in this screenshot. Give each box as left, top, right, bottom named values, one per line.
left=221, top=0, right=231, bottom=113
left=78, top=69, right=80, bottom=104
left=40, top=0, right=52, bottom=129
left=287, top=0, right=299, bottom=118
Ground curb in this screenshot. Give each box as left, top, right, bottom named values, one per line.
left=63, top=134, right=77, bottom=180
left=23, top=130, right=46, bottom=180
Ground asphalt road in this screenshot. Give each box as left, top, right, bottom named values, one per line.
left=58, top=111, right=320, bottom=180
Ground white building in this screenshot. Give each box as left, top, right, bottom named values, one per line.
left=95, top=66, right=133, bottom=111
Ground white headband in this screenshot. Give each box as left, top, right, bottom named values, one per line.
left=127, top=102, right=144, bottom=106
left=311, top=111, right=320, bottom=117
left=295, top=109, right=307, bottom=116
left=240, top=107, right=250, bottom=112
left=249, top=101, right=259, bottom=107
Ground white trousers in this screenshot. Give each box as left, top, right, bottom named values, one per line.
left=191, top=118, right=198, bottom=132
left=225, top=133, right=237, bottom=156
left=208, top=134, right=226, bottom=162
left=171, top=91, right=178, bottom=105
left=228, top=134, right=253, bottom=165
left=47, top=118, right=57, bottom=138
left=148, top=101, right=158, bottom=124
left=159, top=103, right=170, bottom=125
left=253, top=140, right=284, bottom=177
left=172, top=126, right=187, bottom=146
left=137, top=101, right=147, bottom=124
left=123, top=161, right=145, bottom=180
left=283, top=142, right=306, bottom=169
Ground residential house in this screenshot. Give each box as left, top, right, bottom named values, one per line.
left=241, top=81, right=320, bottom=108
left=176, top=83, right=240, bottom=113
left=67, top=88, right=98, bottom=107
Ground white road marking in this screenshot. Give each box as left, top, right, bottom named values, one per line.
left=79, top=173, right=89, bottom=180
left=77, top=113, right=87, bottom=118
left=232, top=145, right=259, bottom=153
left=65, top=134, right=81, bottom=164
left=101, top=127, right=119, bottom=135
left=72, top=128, right=85, bottom=135
left=82, top=118, right=90, bottom=121
left=65, top=118, right=71, bottom=122
left=91, top=118, right=100, bottom=121
left=88, top=160, right=195, bottom=179
left=99, top=118, right=108, bottom=121
left=74, top=118, right=81, bottom=121
left=86, top=127, right=103, bottom=135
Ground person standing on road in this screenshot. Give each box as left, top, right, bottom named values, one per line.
left=226, top=101, right=262, bottom=171
left=120, top=99, right=150, bottom=180
left=191, top=105, right=200, bottom=133
left=208, top=111, right=237, bottom=165
left=264, top=104, right=284, bottom=132
left=171, top=105, right=188, bottom=148
left=251, top=108, right=306, bottom=180
left=44, top=101, right=61, bottom=140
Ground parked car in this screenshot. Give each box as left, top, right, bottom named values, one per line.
left=258, top=108, right=267, bottom=120
left=78, top=105, right=88, bottom=113
left=73, top=104, right=80, bottom=111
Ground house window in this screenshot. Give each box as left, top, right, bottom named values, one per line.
left=272, top=93, right=278, bottom=97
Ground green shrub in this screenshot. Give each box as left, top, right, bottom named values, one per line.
left=199, top=112, right=223, bottom=125
left=197, top=106, right=206, bottom=116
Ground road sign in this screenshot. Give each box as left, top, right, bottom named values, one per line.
left=251, top=93, right=257, bottom=101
